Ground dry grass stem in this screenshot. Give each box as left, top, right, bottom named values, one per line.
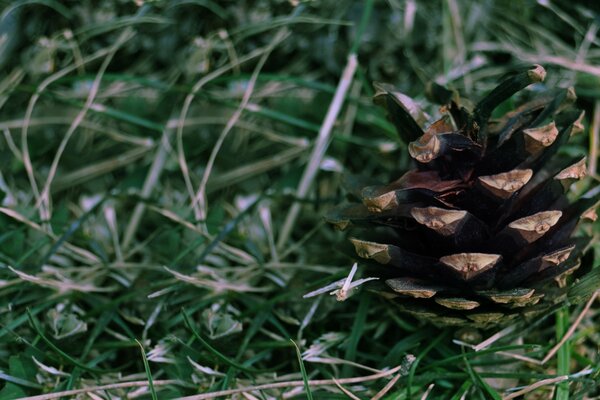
left=589, top=101, right=599, bottom=177
left=277, top=53, right=358, bottom=249
left=177, top=362, right=409, bottom=400
left=541, top=290, right=599, bottom=364
left=193, top=28, right=291, bottom=224
left=16, top=380, right=182, bottom=400
left=174, top=46, right=276, bottom=222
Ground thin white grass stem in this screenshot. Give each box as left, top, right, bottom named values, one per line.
left=218, top=29, right=240, bottom=75
left=259, top=204, right=280, bottom=264
left=331, top=378, right=362, bottom=400
left=52, top=146, right=149, bottom=193
left=0, top=207, right=100, bottom=264
left=178, top=363, right=406, bottom=400
left=19, top=364, right=408, bottom=400
left=589, top=101, right=599, bottom=177
left=2, top=117, right=153, bottom=146
left=122, top=123, right=175, bottom=250
left=503, top=375, right=569, bottom=400
left=175, top=47, right=274, bottom=223
left=420, top=383, right=435, bottom=400
left=569, top=22, right=598, bottom=83
left=371, top=371, right=402, bottom=400
left=63, top=29, right=85, bottom=75
left=473, top=324, right=517, bottom=352
left=0, top=68, right=25, bottom=110
left=541, top=290, right=598, bottom=364
left=20, top=46, right=114, bottom=224
left=38, top=28, right=136, bottom=222
left=277, top=53, right=358, bottom=249
left=16, top=380, right=182, bottom=400
left=192, top=29, right=290, bottom=223
left=495, top=351, right=542, bottom=365
left=207, top=146, right=306, bottom=193
left=305, top=357, right=383, bottom=374
left=3, top=127, right=22, bottom=161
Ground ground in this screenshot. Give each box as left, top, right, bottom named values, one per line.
left=0, top=1, right=599, bottom=399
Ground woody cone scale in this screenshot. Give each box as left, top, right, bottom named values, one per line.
left=327, top=65, right=600, bottom=328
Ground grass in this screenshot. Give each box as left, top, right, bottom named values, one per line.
left=0, top=0, right=599, bottom=399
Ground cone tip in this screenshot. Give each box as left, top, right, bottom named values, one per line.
left=528, top=65, right=546, bottom=83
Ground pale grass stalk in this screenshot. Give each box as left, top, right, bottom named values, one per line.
left=218, top=29, right=240, bottom=75
left=495, top=351, right=543, bottom=365
left=8, top=266, right=115, bottom=293
left=491, top=44, right=600, bottom=77
left=193, top=28, right=290, bottom=224
left=332, top=378, right=362, bottom=400
left=177, top=362, right=410, bottom=400
left=52, top=146, right=150, bottom=193
left=103, top=203, right=123, bottom=262
left=3, top=127, right=22, bottom=161
left=569, top=21, right=598, bottom=84
left=148, top=205, right=205, bottom=234
left=337, top=262, right=358, bottom=301
left=241, top=392, right=261, bottom=400
left=163, top=266, right=270, bottom=293
left=207, top=146, right=307, bottom=193
left=175, top=47, right=270, bottom=223
left=537, top=0, right=593, bottom=40
left=63, top=29, right=85, bottom=75
left=0, top=207, right=100, bottom=264
left=446, top=0, right=472, bottom=93
left=277, top=53, right=358, bottom=249
left=502, top=375, right=570, bottom=400
left=589, top=101, right=599, bottom=177
left=371, top=371, right=402, bottom=400
left=465, top=291, right=599, bottom=367
left=212, top=242, right=255, bottom=265
left=340, top=80, right=361, bottom=138
left=146, top=205, right=255, bottom=265
left=1, top=117, right=153, bottom=147
left=446, top=0, right=466, bottom=62
left=20, top=46, right=114, bottom=225
left=0, top=68, right=25, bottom=110
left=121, top=122, right=176, bottom=250
left=402, top=0, right=416, bottom=38
left=17, top=379, right=181, bottom=400
left=541, top=290, right=598, bottom=364
left=420, top=383, right=435, bottom=400
left=471, top=39, right=600, bottom=76
left=473, top=324, right=517, bottom=352
left=167, top=117, right=307, bottom=147
left=279, top=222, right=325, bottom=260
left=259, top=204, right=280, bottom=264
left=305, top=356, right=383, bottom=375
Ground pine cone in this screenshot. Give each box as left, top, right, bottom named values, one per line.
left=327, top=65, right=600, bottom=328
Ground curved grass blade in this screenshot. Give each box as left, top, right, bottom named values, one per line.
left=181, top=308, right=261, bottom=374
left=291, top=339, right=314, bottom=400
left=26, top=308, right=111, bottom=374
left=136, top=339, right=158, bottom=400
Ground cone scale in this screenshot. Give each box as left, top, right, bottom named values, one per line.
left=328, top=65, right=600, bottom=328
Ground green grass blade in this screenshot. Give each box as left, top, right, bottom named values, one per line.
left=556, top=306, right=570, bottom=400
left=342, top=294, right=369, bottom=377
left=26, top=308, right=110, bottom=374
left=407, top=330, right=449, bottom=399
left=136, top=339, right=158, bottom=400
left=291, top=339, right=314, bottom=400
left=181, top=308, right=260, bottom=373
left=461, top=347, right=501, bottom=400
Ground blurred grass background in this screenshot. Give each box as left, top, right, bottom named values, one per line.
left=0, top=0, right=599, bottom=399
